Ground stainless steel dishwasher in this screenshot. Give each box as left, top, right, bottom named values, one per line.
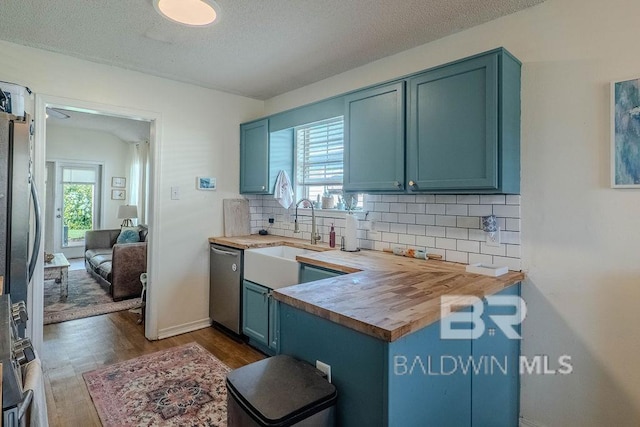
left=209, top=243, right=243, bottom=334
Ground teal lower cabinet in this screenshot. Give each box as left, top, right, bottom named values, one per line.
left=278, top=284, right=521, bottom=426
left=299, top=264, right=345, bottom=283
left=242, top=280, right=279, bottom=354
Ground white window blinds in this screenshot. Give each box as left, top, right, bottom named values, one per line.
left=296, top=116, right=344, bottom=188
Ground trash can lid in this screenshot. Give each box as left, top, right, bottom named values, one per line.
left=226, top=355, right=337, bottom=426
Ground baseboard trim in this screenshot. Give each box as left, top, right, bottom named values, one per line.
left=520, top=416, right=545, bottom=427
left=157, top=318, right=212, bottom=340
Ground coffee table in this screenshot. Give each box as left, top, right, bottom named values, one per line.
left=44, top=253, right=70, bottom=299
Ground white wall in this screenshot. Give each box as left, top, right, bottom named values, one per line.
left=0, top=39, right=264, bottom=338
left=46, top=125, right=132, bottom=231
left=265, top=0, right=640, bottom=425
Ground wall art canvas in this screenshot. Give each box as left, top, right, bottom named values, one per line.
left=612, top=77, right=640, bottom=187
left=197, top=176, right=216, bottom=190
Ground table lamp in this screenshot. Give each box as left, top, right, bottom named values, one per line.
left=117, top=205, right=138, bottom=227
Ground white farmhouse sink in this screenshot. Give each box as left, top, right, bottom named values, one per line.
left=244, top=245, right=313, bottom=289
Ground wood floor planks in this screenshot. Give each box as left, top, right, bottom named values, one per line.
left=42, top=311, right=264, bottom=427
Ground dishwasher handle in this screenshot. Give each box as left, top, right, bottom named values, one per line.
left=210, top=246, right=240, bottom=257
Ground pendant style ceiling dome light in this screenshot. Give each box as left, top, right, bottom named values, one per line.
left=154, top=0, right=220, bottom=27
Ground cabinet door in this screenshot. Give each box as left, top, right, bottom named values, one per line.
left=299, top=264, right=344, bottom=283
left=268, top=293, right=279, bottom=352
left=344, top=82, right=405, bottom=192
left=240, top=119, right=269, bottom=193
left=407, top=54, right=499, bottom=191
left=242, top=280, right=269, bottom=345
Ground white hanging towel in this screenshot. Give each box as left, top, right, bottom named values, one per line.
left=274, top=170, right=294, bottom=209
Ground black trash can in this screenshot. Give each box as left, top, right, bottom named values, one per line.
left=226, top=355, right=337, bottom=427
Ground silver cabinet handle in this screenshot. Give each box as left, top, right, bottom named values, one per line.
left=210, top=247, right=239, bottom=257
left=261, top=185, right=266, bottom=190
left=408, top=180, right=417, bottom=189
left=393, top=181, right=402, bottom=188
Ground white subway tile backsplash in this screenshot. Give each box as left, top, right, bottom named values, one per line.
left=436, top=195, right=457, bottom=204
left=493, top=205, right=520, bottom=218
left=390, top=223, right=407, bottom=234
left=446, top=250, right=469, bottom=264
left=416, top=214, right=435, bottom=225
left=389, top=203, right=407, bottom=213
left=446, top=227, right=468, bottom=240
left=456, top=195, right=480, bottom=204
left=398, top=213, right=416, bottom=224
left=381, top=212, right=399, bottom=223
left=506, top=244, right=521, bottom=258
left=398, top=234, right=416, bottom=245
left=469, top=253, right=493, bottom=265
left=468, top=205, right=493, bottom=216
left=416, top=235, right=435, bottom=248
left=415, top=195, right=435, bottom=203
left=435, top=238, right=457, bottom=250
left=406, top=203, right=426, bottom=214
left=446, top=204, right=468, bottom=216
left=426, top=204, right=446, bottom=215
left=480, top=242, right=506, bottom=256
left=457, top=240, right=480, bottom=253
left=505, top=218, right=521, bottom=231
left=407, top=224, right=426, bottom=236
left=456, top=216, right=480, bottom=229
left=506, top=195, right=521, bottom=205
left=251, top=192, right=520, bottom=269
left=382, top=232, right=399, bottom=243
left=375, top=202, right=390, bottom=212
left=425, top=226, right=447, bottom=238
left=435, top=215, right=457, bottom=227
left=480, top=195, right=505, bottom=205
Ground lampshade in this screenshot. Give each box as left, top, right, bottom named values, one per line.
left=118, top=205, right=138, bottom=220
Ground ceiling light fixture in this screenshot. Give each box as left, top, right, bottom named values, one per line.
left=154, top=0, right=220, bottom=27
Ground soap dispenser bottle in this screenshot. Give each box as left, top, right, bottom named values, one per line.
left=329, top=223, right=336, bottom=248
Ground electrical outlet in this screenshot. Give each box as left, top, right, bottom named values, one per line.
left=316, top=360, right=332, bottom=383
left=486, top=228, right=501, bottom=247
left=268, top=218, right=275, bottom=224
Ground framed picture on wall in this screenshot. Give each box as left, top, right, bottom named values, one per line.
left=112, top=177, right=126, bottom=188
left=111, top=189, right=126, bottom=200
left=611, top=77, right=640, bottom=188
left=196, top=176, right=217, bottom=190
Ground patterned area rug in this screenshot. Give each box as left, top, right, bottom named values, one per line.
left=83, top=343, right=230, bottom=427
left=44, top=269, right=141, bottom=325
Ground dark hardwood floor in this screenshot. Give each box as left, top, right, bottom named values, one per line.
left=42, top=310, right=265, bottom=426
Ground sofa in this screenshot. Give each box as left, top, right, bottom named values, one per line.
left=84, top=226, right=148, bottom=301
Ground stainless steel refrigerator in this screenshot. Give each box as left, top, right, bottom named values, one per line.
left=0, top=110, right=42, bottom=319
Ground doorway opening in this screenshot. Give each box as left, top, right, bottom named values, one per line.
left=37, top=102, right=154, bottom=345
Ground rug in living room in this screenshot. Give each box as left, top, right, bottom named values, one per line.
left=43, top=269, right=141, bottom=325
left=83, top=342, right=230, bottom=427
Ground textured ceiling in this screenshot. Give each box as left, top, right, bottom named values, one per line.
left=47, top=109, right=150, bottom=143
left=0, top=0, right=544, bottom=100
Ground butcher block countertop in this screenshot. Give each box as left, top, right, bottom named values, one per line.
left=209, top=234, right=524, bottom=342
left=209, top=235, right=334, bottom=251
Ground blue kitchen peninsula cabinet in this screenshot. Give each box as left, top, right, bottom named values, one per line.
left=242, top=280, right=279, bottom=354
left=406, top=49, right=521, bottom=194
left=278, top=284, right=521, bottom=427
left=343, top=81, right=406, bottom=193
left=299, top=263, right=345, bottom=283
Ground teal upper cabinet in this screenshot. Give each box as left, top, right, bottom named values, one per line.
left=344, top=82, right=405, bottom=192
left=240, top=119, right=269, bottom=193
left=407, top=49, right=521, bottom=194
